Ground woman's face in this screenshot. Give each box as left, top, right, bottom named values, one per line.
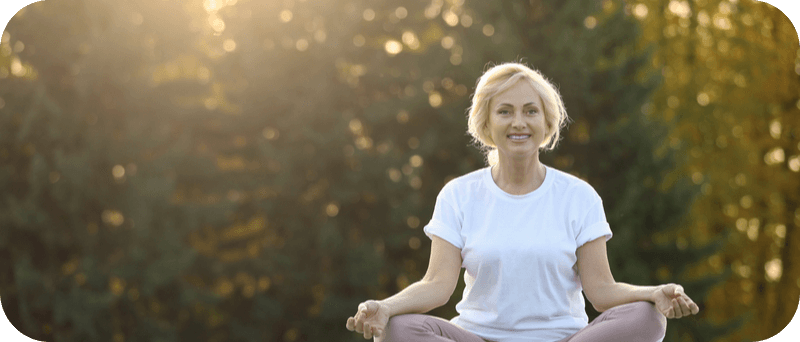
left=487, top=79, right=547, bottom=160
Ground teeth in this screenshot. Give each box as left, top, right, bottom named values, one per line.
left=509, top=135, right=530, bottom=140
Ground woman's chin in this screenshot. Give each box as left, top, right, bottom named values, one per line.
left=498, top=147, right=538, bottom=158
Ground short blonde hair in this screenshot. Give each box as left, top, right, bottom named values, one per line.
left=466, top=62, right=569, bottom=166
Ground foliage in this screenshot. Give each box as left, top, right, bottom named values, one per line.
left=633, top=0, right=800, bottom=341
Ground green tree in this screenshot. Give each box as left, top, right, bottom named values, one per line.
left=633, top=0, right=800, bottom=340
left=2, top=0, right=223, bottom=340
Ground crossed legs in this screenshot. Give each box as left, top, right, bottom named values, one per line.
left=383, top=301, right=666, bottom=342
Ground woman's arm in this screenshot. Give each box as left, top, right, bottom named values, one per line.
left=575, top=237, right=650, bottom=311
left=347, top=235, right=462, bottom=339
left=585, top=281, right=659, bottom=312
left=577, top=237, right=699, bottom=318
left=379, top=235, right=463, bottom=316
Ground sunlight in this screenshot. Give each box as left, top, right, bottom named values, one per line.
left=204, top=0, right=237, bottom=13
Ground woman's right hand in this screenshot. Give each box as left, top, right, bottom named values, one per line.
left=346, top=300, right=391, bottom=340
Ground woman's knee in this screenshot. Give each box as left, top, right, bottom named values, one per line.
left=384, top=314, right=428, bottom=342
left=626, top=301, right=667, bottom=340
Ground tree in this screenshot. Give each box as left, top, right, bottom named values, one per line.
left=2, top=0, right=224, bottom=340
left=632, top=0, right=800, bottom=340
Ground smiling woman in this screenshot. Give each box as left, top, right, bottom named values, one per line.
left=486, top=85, right=549, bottom=194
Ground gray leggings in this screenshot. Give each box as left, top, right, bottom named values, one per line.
left=383, top=301, right=667, bottom=342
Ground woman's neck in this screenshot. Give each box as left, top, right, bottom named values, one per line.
left=491, top=156, right=546, bottom=195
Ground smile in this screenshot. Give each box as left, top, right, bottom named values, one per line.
left=508, top=135, right=531, bottom=140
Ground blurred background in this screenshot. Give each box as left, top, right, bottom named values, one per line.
left=0, top=0, right=798, bottom=341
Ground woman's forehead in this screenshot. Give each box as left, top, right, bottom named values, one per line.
left=491, top=81, right=542, bottom=107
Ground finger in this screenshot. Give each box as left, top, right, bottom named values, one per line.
left=683, top=296, right=697, bottom=316
left=680, top=294, right=699, bottom=313
left=664, top=306, right=674, bottom=319
left=682, top=297, right=699, bottom=316
left=674, top=285, right=684, bottom=297
left=374, top=327, right=384, bottom=338
left=677, top=296, right=691, bottom=317
left=354, top=308, right=367, bottom=328
left=363, top=323, right=372, bottom=339
left=346, top=317, right=355, bottom=331
left=671, top=298, right=683, bottom=319
left=689, top=301, right=700, bottom=315
left=682, top=297, right=694, bottom=316
left=354, top=316, right=364, bottom=333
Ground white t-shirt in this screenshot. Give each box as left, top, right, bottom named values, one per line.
left=423, top=165, right=613, bottom=342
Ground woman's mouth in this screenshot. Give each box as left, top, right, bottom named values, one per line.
left=508, top=134, right=530, bottom=141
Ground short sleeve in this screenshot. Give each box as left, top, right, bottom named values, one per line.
left=575, top=199, right=613, bottom=248
left=423, top=184, right=464, bottom=249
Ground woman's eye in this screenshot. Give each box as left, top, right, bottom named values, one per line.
left=527, top=109, right=538, bottom=115
left=499, top=110, right=509, bottom=115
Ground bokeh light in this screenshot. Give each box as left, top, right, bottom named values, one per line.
left=584, top=16, right=597, bottom=29
left=482, top=24, right=495, bottom=36
left=223, top=39, right=236, bottom=52
left=296, top=39, right=309, bottom=51
left=395, top=7, right=408, bottom=19
left=353, top=34, right=366, bottom=47
left=402, top=31, right=420, bottom=49
left=442, top=10, right=459, bottom=27
left=280, top=10, right=293, bottom=22
left=384, top=40, right=403, bottom=55
left=363, top=9, right=376, bottom=21
left=441, top=36, right=454, bottom=49
left=634, top=4, right=649, bottom=19
left=112, top=165, right=125, bottom=179
left=428, top=91, right=442, bottom=107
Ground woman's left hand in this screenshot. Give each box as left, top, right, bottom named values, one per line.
left=652, top=283, right=700, bottom=319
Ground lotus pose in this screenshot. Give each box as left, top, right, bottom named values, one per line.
left=346, top=62, right=699, bottom=342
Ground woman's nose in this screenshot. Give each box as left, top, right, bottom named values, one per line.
left=512, top=112, right=525, bottom=127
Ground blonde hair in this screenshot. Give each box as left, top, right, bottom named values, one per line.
left=466, top=62, right=569, bottom=166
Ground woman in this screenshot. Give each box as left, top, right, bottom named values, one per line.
left=346, top=62, right=700, bottom=342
